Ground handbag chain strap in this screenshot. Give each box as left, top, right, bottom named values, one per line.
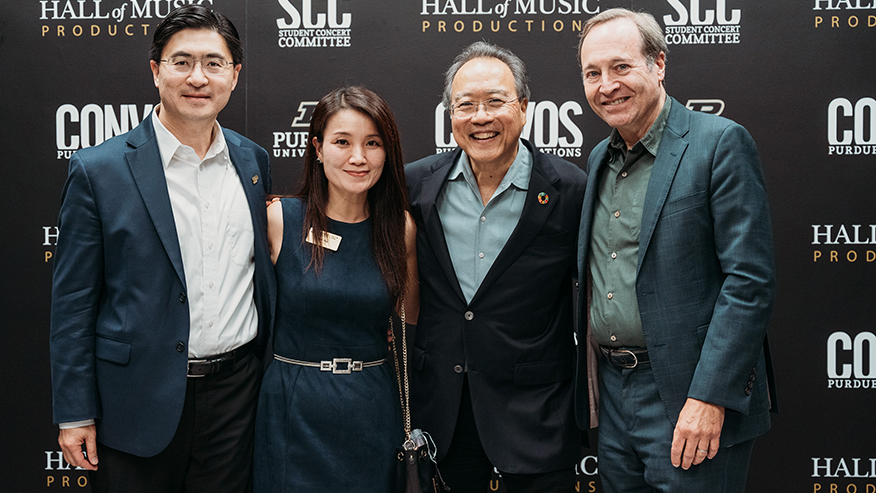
left=391, top=301, right=412, bottom=440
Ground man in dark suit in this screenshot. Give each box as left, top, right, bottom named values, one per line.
left=574, top=8, right=776, bottom=492
left=50, top=6, right=274, bottom=491
left=405, top=41, right=587, bottom=492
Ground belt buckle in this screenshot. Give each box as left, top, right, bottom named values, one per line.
left=616, top=349, right=639, bottom=369
left=321, top=358, right=354, bottom=374
left=187, top=358, right=208, bottom=378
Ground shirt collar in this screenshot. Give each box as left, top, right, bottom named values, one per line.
left=608, top=96, right=672, bottom=157
left=450, top=139, right=532, bottom=192
left=152, top=104, right=228, bottom=169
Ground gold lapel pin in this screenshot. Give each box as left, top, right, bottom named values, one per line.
left=252, top=175, right=259, bottom=185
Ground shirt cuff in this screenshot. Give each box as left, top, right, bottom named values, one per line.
left=59, top=419, right=95, bottom=430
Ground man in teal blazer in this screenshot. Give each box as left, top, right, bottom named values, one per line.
left=50, top=6, right=274, bottom=491
left=575, top=9, right=776, bottom=492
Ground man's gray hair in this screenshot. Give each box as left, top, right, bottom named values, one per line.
left=442, top=41, right=531, bottom=111
left=577, top=8, right=668, bottom=69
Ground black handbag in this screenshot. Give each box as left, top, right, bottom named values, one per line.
left=391, top=303, right=449, bottom=493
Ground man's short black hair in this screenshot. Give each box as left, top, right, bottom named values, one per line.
left=149, top=5, right=243, bottom=65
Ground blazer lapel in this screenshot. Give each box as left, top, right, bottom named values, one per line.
left=419, top=149, right=466, bottom=304
left=577, top=143, right=610, bottom=284
left=225, top=131, right=267, bottom=242
left=471, top=143, right=558, bottom=305
left=125, top=115, right=187, bottom=290
left=637, top=98, right=689, bottom=277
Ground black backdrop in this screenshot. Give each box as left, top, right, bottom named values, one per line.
left=2, top=1, right=875, bottom=491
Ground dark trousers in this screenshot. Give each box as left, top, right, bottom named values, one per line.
left=90, top=351, right=261, bottom=493
left=438, top=376, right=576, bottom=493
left=597, top=358, right=756, bottom=493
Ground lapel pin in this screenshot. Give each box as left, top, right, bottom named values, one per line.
left=537, top=192, right=549, bottom=205
left=252, top=175, right=259, bottom=185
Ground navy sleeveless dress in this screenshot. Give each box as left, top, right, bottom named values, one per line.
left=254, top=198, right=402, bottom=492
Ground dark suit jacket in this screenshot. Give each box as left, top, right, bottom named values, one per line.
left=575, top=97, right=777, bottom=446
left=50, top=114, right=275, bottom=457
left=406, top=139, right=587, bottom=474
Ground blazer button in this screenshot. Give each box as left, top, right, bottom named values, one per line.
left=744, top=388, right=752, bottom=395
left=176, top=342, right=185, bottom=353
left=464, top=311, right=474, bottom=321
left=453, top=365, right=463, bottom=374
left=179, top=293, right=187, bottom=303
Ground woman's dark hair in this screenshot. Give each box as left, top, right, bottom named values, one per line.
left=149, top=5, right=243, bottom=64
left=298, top=86, right=409, bottom=305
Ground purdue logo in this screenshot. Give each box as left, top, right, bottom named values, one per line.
left=686, top=99, right=725, bottom=115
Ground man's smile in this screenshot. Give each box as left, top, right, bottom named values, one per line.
left=603, top=97, right=630, bottom=106
left=471, top=131, right=499, bottom=140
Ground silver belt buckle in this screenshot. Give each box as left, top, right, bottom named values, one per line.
left=321, top=357, right=357, bottom=374
left=617, top=349, right=639, bottom=369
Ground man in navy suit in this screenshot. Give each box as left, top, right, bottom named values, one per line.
left=50, top=6, right=274, bottom=491
left=575, top=8, right=776, bottom=492
left=405, top=41, right=587, bottom=492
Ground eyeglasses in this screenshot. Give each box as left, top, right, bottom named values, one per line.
left=450, top=97, right=519, bottom=119
left=159, top=56, right=234, bottom=75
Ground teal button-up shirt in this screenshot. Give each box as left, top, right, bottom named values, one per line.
left=589, top=99, right=671, bottom=348
left=437, top=141, right=532, bottom=304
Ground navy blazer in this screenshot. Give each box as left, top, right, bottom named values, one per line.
left=575, top=98, right=777, bottom=446
left=50, top=114, right=275, bottom=457
left=406, top=139, right=587, bottom=474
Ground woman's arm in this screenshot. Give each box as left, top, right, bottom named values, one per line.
left=267, top=200, right=284, bottom=265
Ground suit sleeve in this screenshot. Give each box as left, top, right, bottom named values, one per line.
left=686, top=122, right=776, bottom=414
left=50, top=153, right=104, bottom=424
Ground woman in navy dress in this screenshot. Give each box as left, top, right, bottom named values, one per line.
left=254, top=86, right=418, bottom=492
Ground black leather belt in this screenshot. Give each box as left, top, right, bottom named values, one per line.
left=600, top=345, right=649, bottom=369
left=187, top=341, right=254, bottom=377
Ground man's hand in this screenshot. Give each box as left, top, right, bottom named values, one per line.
left=670, top=398, right=724, bottom=470
left=59, top=425, right=98, bottom=471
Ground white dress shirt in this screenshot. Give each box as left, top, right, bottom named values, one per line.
left=152, top=107, right=258, bottom=359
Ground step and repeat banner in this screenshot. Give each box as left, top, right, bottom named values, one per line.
left=1, top=0, right=874, bottom=491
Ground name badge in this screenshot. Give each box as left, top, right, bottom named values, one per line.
left=306, top=228, right=342, bottom=251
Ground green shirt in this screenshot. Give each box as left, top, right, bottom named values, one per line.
left=589, top=99, right=671, bottom=348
